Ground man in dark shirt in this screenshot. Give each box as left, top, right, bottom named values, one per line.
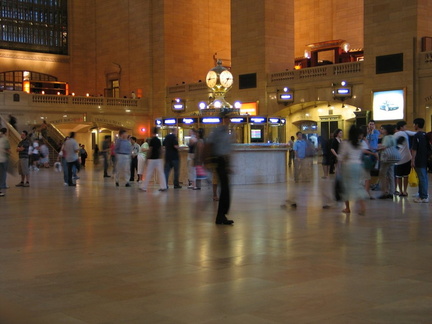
left=139, top=127, right=167, bottom=192
left=16, top=130, right=31, bottom=187
left=163, top=128, right=181, bottom=189
left=101, top=135, right=111, bottom=178
left=411, top=118, right=429, bottom=203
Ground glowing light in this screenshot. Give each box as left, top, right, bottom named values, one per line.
left=199, top=102, right=206, bottom=109
left=234, top=101, right=242, bottom=109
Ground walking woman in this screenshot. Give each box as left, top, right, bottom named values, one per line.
left=338, top=125, right=369, bottom=214
left=330, top=129, right=343, bottom=174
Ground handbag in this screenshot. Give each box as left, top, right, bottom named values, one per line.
left=380, top=146, right=401, bottom=163
left=195, top=165, right=207, bottom=179
left=362, top=153, right=377, bottom=170
left=408, top=168, right=418, bottom=187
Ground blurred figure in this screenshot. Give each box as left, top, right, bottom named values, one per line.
left=293, top=131, right=307, bottom=183
left=412, top=118, right=429, bottom=203
left=207, top=115, right=234, bottom=225
left=130, top=136, right=140, bottom=182
left=114, top=130, right=132, bottom=187
left=376, top=124, right=397, bottom=199
left=93, top=144, right=99, bottom=165
left=0, top=128, right=11, bottom=194
left=80, top=144, right=88, bottom=167
left=16, top=130, right=31, bottom=187
left=139, top=127, right=167, bottom=192
left=8, top=114, right=17, bottom=130
left=30, top=138, right=40, bottom=171
left=63, top=132, right=80, bottom=187
left=164, top=128, right=181, bottom=189
left=288, top=135, right=295, bottom=167
left=137, top=138, right=149, bottom=182
left=101, top=135, right=111, bottom=177
left=38, top=139, right=50, bottom=168
left=330, top=129, right=343, bottom=174
left=339, top=125, right=368, bottom=214
left=187, top=129, right=198, bottom=189
left=40, top=120, right=48, bottom=138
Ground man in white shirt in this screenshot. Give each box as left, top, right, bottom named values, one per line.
left=393, top=121, right=415, bottom=197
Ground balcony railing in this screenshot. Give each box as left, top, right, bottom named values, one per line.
left=270, top=61, right=364, bottom=83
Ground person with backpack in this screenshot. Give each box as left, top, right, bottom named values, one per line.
left=411, top=118, right=429, bottom=203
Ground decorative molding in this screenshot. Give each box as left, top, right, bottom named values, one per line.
left=0, top=51, right=70, bottom=63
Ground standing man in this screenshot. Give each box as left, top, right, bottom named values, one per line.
left=139, top=127, right=167, bottom=192
left=0, top=128, right=10, bottom=195
left=366, top=119, right=380, bottom=151
left=288, top=135, right=295, bottom=167
left=16, top=130, right=31, bottom=187
left=101, top=135, right=111, bottom=178
left=207, top=115, right=234, bottom=225
left=163, top=128, right=181, bottom=189
left=293, top=131, right=307, bottom=183
left=411, top=118, right=429, bottom=203
left=394, top=121, right=415, bottom=197
left=63, top=132, right=80, bottom=187
left=114, top=129, right=132, bottom=187
left=129, top=136, right=140, bottom=182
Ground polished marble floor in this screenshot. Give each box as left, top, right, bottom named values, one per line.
left=1, top=164, right=432, bottom=323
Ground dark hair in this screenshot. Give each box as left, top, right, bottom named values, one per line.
left=381, top=124, right=395, bottom=135
left=369, top=120, right=375, bottom=124
left=119, top=129, right=127, bottom=136
left=104, top=135, right=110, bottom=139
left=359, top=125, right=367, bottom=137
left=69, top=132, right=75, bottom=138
left=348, top=125, right=360, bottom=147
left=197, top=128, right=204, bottom=139
left=413, top=118, right=425, bottom=129
left=0, top=128, right=6, bottom=134
left=396, top=121, right=407, bottom=130
left=333, top=129, right=342, bottom=138
left=152, top=127, right=159, bottom=135
left=22, top=130, right=28, bottom=136
left=131, top=136, right=137, bottom=141
left=296, top=131, right=302, bottom=136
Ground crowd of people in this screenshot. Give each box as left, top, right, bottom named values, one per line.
left=286, top=118, right=431, bottom=214
left=3, top=115, right=430, bottom=223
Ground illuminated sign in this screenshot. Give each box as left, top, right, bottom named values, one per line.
left=171, top=98, right=185, bottom=112
left=372, top=89, right=405, bottom=121
left=200, top=117, right=221, bottom=124
left=249, top=117, right=267, bottom=123
left=180, top=118, right=198, bottom=124
left=281, top=119, right=286, bottom=124
left=279, top=94, right=292, bottom=100
left=337, top=88, right=350, bottom=95
left=155, top=119, right=162, bottom=126
left=230, top=117, right=246, bottom=123
left=268, top=118, right=281, bottom=124
left=163, top=118, right=177, bottom=125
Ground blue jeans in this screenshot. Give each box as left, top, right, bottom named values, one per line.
left=165, top=159, right=180, bottom=187
left=415, top=167, right=428, bottom=199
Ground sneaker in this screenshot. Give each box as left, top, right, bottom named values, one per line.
left=16, top=182, right=24, bottom=187
left=414, top=197, right=429, bottom=203
left=73, top=176, right=80, bottom=180
left=125, top=183, right=131, bottom=187
left=0, top=192, right=5, bottom=197
left=63, top=182, right=68, bottom=186
left=116, top=182, right=119, bottom=187
left=139, top=188, right=147, bottom=192
left=23, top=182, right=30, bottom=187
left=174, top=185, right=182, bottom=189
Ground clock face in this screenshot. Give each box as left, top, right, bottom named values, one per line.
left=206, top=71, right=217, bottom=88
left=220, top=70, right=233, bottom=88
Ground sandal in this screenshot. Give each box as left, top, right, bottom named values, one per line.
left=399, top=192, right=408, bottom=197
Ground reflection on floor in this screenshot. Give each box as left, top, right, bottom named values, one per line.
left=0, top=164, right=432, bottom=323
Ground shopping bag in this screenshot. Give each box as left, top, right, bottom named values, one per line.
left=408, top=168, right=418, bottom=187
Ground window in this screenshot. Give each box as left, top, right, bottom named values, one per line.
left=0, top=0, right=68, bottom=55
left=0, top=71, right=57, bottom=91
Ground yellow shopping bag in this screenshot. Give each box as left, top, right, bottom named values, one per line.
left=408, top=168, right=418, bottom=187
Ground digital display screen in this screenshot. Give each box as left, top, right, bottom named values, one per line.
left=372, top=89, right=404, bottom=121
left=230, top=117, right=246, bottom=123
left=180, top=118, right=197, bottom=124
left=268, top=118, right=281, bottom=124
left=155, top=119, right=162, bottom=126
left=251, top=129, right=262, bottom=139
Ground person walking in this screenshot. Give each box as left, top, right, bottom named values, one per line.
left=63, top=132, right=80, bottom=187
left=114, top=130, right=132, bottom=187
left=207, top=115, right=234, bottom=225
left=0, top=128, right=10, bottom=195
left=139, top=127, right=167, bottom=192
left=101, top=136, right=111, bottom=177
left=293, top=131, right=307, bottom=183
left=163, top=128, right=181, bottom=189
left=16, top=130, right=31, bottom=187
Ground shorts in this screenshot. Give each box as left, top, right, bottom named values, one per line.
left=18, top=158, right=29, bottom=176
left=395, top=160, right=411, bottom=178
left=32, top=153, right=40, bottom=162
